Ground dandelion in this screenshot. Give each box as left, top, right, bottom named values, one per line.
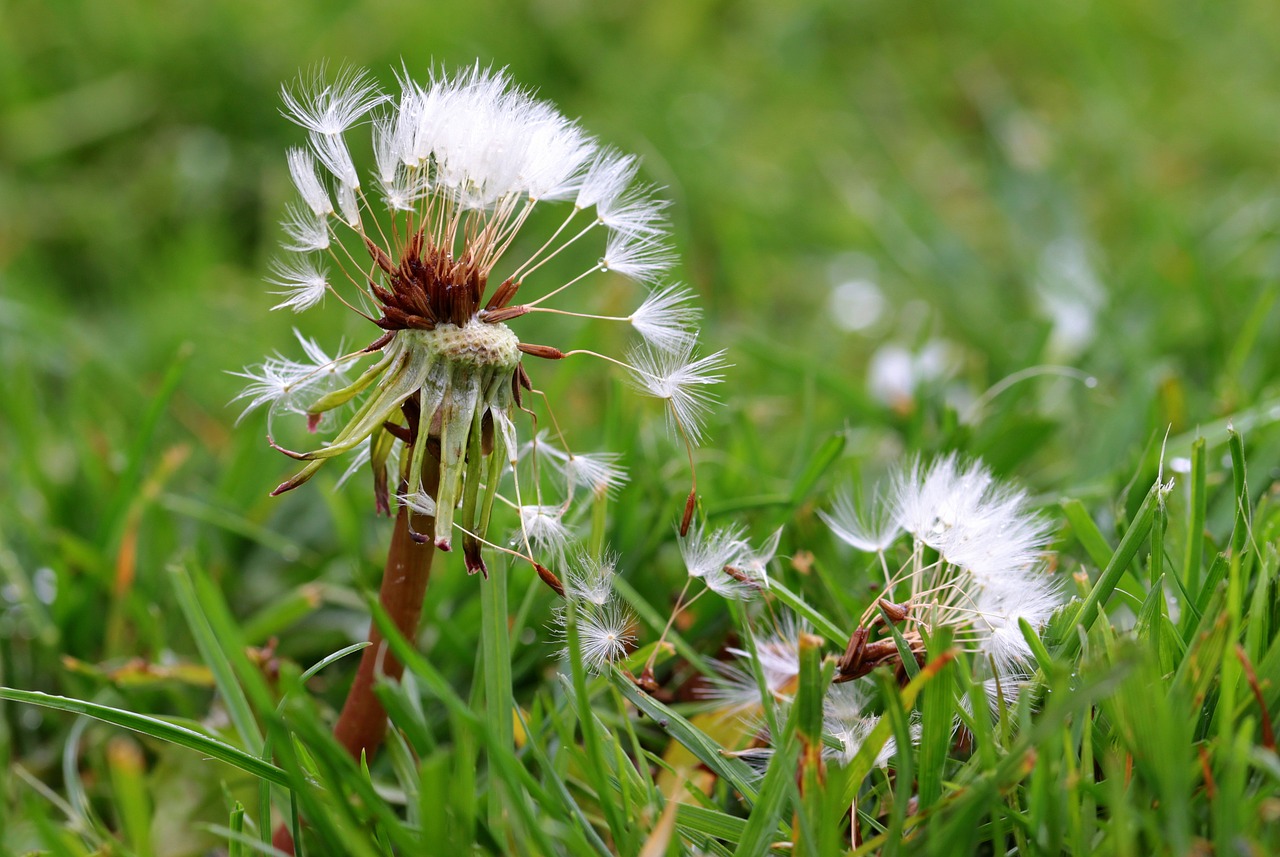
left=826, top=454, right=1060, bottom=686
left=238, top=63, right=723, bottom=576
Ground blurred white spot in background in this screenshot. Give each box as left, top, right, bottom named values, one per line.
left=827, top=252, right=886, bottom=333
left=1035, top=236, right=1105, bottom=360
left=868, top=338, right=960, bottom=411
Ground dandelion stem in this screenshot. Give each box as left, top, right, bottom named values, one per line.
left=332, top=474, right=438, bottom=757
left=274, top=452, right=440, bottom=854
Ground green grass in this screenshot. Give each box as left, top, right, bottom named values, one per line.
left=3, top=0, right=1280, bottom=854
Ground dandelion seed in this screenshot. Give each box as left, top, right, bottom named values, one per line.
left=893, top=453, right=1052, bottom=580
left=822, top=684, right=906, bottom=768
left=231, top=359, right=311, bottom=420
left=820, top=488, right=902, bottom=553
left=286, top=147, right=332, bottom=216
left=310, top=130, right=361, bottom=190
left=704, top=615, right=804, bottom=711
left=551, top=561, right=635, bottom=674
left=395, top=491, right=437, bottom=517
left=598, top=185, right=671, bottom=239
left=709, top=528, right=778, bottom=600
left=570, top=601, right=635, bottom=673
left=601, top=230, right=676, bottom=285
left=541, top=444, right=628, bottom=497
left=280, top=204, right=330, bottom=252
left=232, top=331, right=347, bottom=422
left=679, top=523, right=747, bottom=582
left=268, top=255, right=329, bottom=312
left=280, top=64, right=385, bottom=136
left=576, top=148, right=639, bottom=211
left=562, top=552, right=618, bottom=606
left=517, top=505, right=572, bottom=559
left=628, top=343, right=728, bottom=444
left=630, top=285, right=700, bottom=352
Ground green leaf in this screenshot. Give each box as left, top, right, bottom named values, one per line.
left=0, top=688, right=290, bottom=788
left=168, top=562, right=264, bottom=756
left=611, top=671, right=761, bottom=805
left=1056, top=481, right=1162, bottom=659
left=1184, top=436, right=1207, bottom=594
left=1061, top=498, right=1114, bottom=570
left=768, top=579, right=846, bottom=646
left=733, top=693, right=799, bottom=856
left=916, top=626, right=954, bottom=813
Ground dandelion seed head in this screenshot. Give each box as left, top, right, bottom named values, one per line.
left=830, top=452, right=1060, bottom=688
left=249, top=62, right=709, bottom=569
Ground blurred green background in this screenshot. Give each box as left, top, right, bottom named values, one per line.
left=3, top=0, right=1280, bottom=846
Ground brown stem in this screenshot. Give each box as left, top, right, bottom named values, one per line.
left=274, top=456, right=439, bottom=853
left=333, top=504, right=437, bottom=756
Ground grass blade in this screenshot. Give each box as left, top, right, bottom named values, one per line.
left=1056, top=481, right=1162, bottom=659
left=0, top=687, right=290, bottom=788
left=169, top=562, right=264, bottom=755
